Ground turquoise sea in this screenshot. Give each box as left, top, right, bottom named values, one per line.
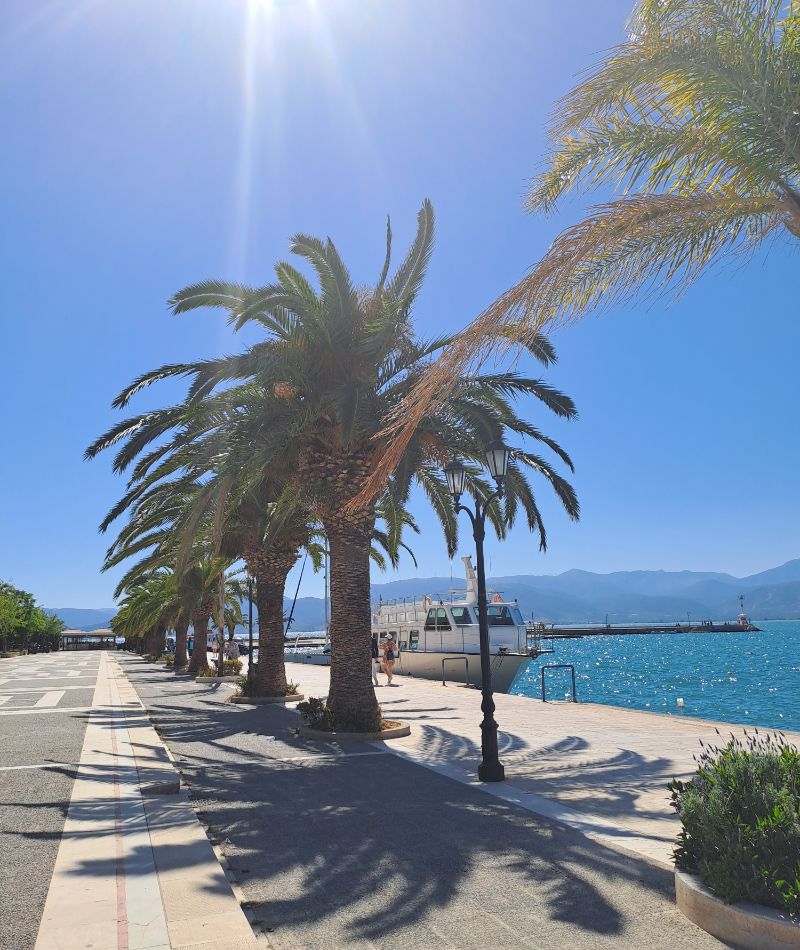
left=511, top=620, right=800, bottom=733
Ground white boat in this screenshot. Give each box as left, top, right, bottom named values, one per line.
left=371, top=557, right=543, bottom=692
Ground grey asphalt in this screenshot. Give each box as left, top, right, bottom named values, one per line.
left=124, top=656, right=728, bottom=949
left=0, top=652, right=100, bottom=950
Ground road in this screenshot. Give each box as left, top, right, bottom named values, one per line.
left=0, top=652, right=100, bottom=950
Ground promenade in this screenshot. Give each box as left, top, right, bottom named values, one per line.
left=9, top=651, right=786, bottom=948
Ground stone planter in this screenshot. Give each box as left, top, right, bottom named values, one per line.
left=195, top=674, right=240, bottom=683
left=675, top=869, right=800, bottom=950
left=298, top=721, right=411, bottom=741
left=230, top=694, right=305, bottom=705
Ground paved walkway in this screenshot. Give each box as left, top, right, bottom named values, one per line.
left=284, top=662, right=800, bottom=867
left=31, top=652, right=260, bottom=950
left=124, top=657, right=731, bottom=949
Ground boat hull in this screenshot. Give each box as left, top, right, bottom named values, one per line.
left=392, top=650, right=529, bottom=693
left=284, top=648, right=530, bottom=692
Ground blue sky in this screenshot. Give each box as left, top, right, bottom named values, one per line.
left=2, top=0, right=799, bottom=607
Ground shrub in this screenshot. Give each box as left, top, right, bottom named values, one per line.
left=297, top=697, right=336, bottom=732
left=668, top=730, right=800, bottom=916
left=164, top=655, right=174, bottom=668
left=286, top=680, right=300, bottom=695
left=296, top=696, right=381, bottom=732
left=197, top=658, right=242, bottom=677
left=236, top=674, right=250, bottom=695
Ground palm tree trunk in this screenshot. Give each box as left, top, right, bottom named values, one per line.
left=143, top=627, right=157, bottom=655
left=325, top=517, right=381, bottom=732
left=188, top=608, right=211, bottom=674
left=174, top=616, right=189, bottom=669
left=245, top=546, right=297, bottom=697
left=154, top=623, right=166, bottom=657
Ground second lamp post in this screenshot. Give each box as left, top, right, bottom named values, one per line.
left=443, top=440, right=510, bottom=783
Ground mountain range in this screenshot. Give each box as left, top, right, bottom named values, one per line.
left=49, top=558, right=800, bottom=631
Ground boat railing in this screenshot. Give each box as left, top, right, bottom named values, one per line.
left=526, top=625, right=543, bottom=655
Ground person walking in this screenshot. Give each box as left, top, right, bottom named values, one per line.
left=371, top=633, right=381, bottom=687
left=381, top=633, right=398, bottom=686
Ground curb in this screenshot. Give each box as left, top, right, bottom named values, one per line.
left=231, top=693, right=305, bottom=705
left=675, top=869, right=800, bottom=950
left=299, top=721, right=411, bottom=741
left=119, top=657, right=263, bottom=948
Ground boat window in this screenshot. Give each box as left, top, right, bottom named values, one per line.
left=512, top=607, right=525, bottom=625
left=451, top=606, right=473, bottom=625
left=424, top=608, right=451, bottom=631
left=409, top=630, right=420, bottom=650
left=487, top=605, right=515, bottom=626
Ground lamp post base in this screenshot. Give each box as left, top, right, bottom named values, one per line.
left=478, top=760, right=505, bottom=783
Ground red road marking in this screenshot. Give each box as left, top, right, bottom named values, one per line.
left=109, top=705, right=129, bottom=950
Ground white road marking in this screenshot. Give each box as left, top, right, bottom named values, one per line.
left=0, top=686, right=98, bottom=694
left=0, top=706, right=94, bottom=717
left=0, top=695, right=11, bottom=706
left=35, top=691, right=66, bottom=708
left=0, top=762, right=76, bottom=772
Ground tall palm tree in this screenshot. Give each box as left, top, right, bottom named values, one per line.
left=362, top=0, right=800, bottom=494
left=161, top=203, right=578, bottom=730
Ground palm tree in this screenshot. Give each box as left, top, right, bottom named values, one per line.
left=362, top=0, right=800, bottom=493
left=160, top=202, right=578, bottom=730
left=112, top=571, right=175, bottom=656
left=217, top=487, right=320, bottom=696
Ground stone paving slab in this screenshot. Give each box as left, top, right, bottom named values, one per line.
left=283, top=661, right=800, bottom=867
left=34, top=653, right=262, bottom=950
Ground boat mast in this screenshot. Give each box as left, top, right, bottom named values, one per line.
left=324, top=547, right=329, bottom=635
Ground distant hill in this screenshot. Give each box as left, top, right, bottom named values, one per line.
left=46, top=607, right=117, bottom=631
left=49, top=558, right=800, bottom=631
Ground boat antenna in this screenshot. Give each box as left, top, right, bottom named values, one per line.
left=284, top=551, right=308, bottom=635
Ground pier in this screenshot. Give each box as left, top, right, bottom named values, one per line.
left=533, top=620, right=760, bottom=638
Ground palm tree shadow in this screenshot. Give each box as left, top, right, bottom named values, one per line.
left=120, top=657, right=694, bottom=943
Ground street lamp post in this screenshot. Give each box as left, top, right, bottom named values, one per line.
left=443, top=440, right=510, bottom=783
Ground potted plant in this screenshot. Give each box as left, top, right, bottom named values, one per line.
left=669, top=730, right=800, bottom=949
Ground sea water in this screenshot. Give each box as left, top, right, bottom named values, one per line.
left=510, top=620, right=800, bottom=733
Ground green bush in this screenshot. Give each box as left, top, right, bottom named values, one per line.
left=197, top=659, right=242, bottom=677
left=296, top=696, right=381, bottom=732
left=297, top=697, right=336, bottom=732
left=669, top=730, right=800, bottom=915
left=236, top=674, right=250, bottom=695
